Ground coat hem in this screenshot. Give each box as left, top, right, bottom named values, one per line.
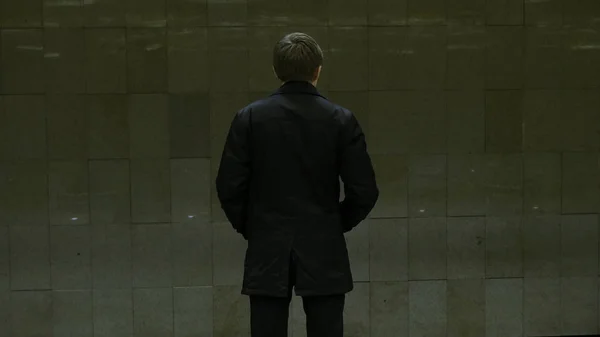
left=241, top=285, right=353, bottom=298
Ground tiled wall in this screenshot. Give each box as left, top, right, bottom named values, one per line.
left=0, top=0, right=600, bottom=336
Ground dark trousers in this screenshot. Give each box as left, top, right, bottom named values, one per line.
left=250, top=294, right=345, bottom=337
left=249, top=253, right=345, bottom=337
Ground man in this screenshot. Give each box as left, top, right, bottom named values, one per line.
left=216, top=32, right=379, bottom=337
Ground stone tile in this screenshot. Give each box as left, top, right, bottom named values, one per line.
left=409, top=280, right=447, bottom=337
left=522, top=216, right=561, bottom=277
left=485, top=279, right=523, bottom=337
left=369, top=155, right=408, bottom=218
left=0, top=227, right=7, bottom=291
left=83, top=0, right=126, bottom=27
left=287, top=0, right=327, bottom=26
left=52, top=290, right=93, bottom=337
left=93, top=289, right=133, bottom=337
left=345, top=283, right=370, bottom=337
left=486, top=0, right=524, bottom=25
left=208, top=28, right=249, bottom=92
left=11, top=291, right=53, bottom=337
left=171, top=159, right=210, bottom=223
left=132, top=224, right=172, bottom=288
left=447, top=0, right=485, bottom=25
left=89, top=160, right=131, bottom=225
left=167, top=0, right=207, bottom=27
left=382, top=90, right=446, bottom=153
left=485, top=91, right=523, bottom=153
left=369, top=219, right=408, bottom=282
left=523, top=90, right=562, bottom=152
left=561, top=277, right=599, bottom=335
left=408, top=155, right=446, bottom=218
left=130, top=160, right=171, bottom=223
left=484, top=154, right=523, bottom=215
left=406, top=27, right=447, bottom=89
left=207, top=0, right=247, bottom=26
left=133, top=288, right=174, bottom=337
left=563, top=0, right=600, bottom=28
left=328, top=27, right=368, bottom=91
left=50, top=226, right=92, bottom=289
left=525, top=28, right=563, bottom=89
left=174, top=287, right=213, bottom=337
left=368, top=0, right=407, bottom=25
left=48, top=161, right=89, bottom=225
left=213, top=223, right=247, bottom=285
left=91, top=225, right=132, bottom=288
left=10, top=225, right=51, bottom=290
left=446, top=28, right=486, bottom=89
left=213, top=285, right=250, bottom=337
left=560, top=90, right=600, bottom=151
left=169, top=94, right=210, bottom=158
left=0, top=291, right=8, bottom=337
left=44, top=29, right=85, bottom=93
left=172, top=223, right=212, bottom=287
left=208, top=91, right=249, bottom=164
left=523, top=153, right=561, bottom=214
left=368, top=91, right=407, bottom=154
left=525, top=0, right=563, bottom=26
left=247, top=27, right=284, bottom=92
left=44, top=0, right=84, bottom=27
left=128, top=94, right=169, bottom=159
left=447, top=279, right=485, bottom=337
left=247, top=0, right=287, bottom=26
left=328, top=0, right=367, bottom=25
left=369, top=28, right=409, bottom=91
left=345, top=222, right=370, bottom=282
left=485, top=27, right=524, bottom=89
left=409, top=218, right=446, bottom=280
left=167, top=28, right=208, bottom=93
left=370, top=281, right=408, bottom=337
left=84, top=28, right=127, bottom=93
left=562, top=29, right=600, bottom=88
left=0, top=95, right=46, bottom=160
left=0, top=161, right=49, bottom=226
left=126, top=28, right=167, bottom=93
left=126, top=0, right=165, bottom=27
left=248, top=91, right=271, bottom=105
left=86, top=95, right=129, bottom=159
left=447, top=154, right=487, bottom=216
left=46, top=95, right=87, bottom=159
left=524, top=278, right=560, bottom=336
left=0, top=0, right=42, bottom=27
left=369, top=91, right=446, bottom=151
left=446, top=90, right=485, bottom=153
left=408, top=0, right=446, bottom=25
left=561, top=214, right=599, bottom=277
left=447, top=217, right=485, bottom=279
left=0, top=29, right=44, bottom=93
left=486, top=217, right=523, bottom=278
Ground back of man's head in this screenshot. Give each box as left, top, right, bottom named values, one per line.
left=272, top=33, right=323, bottom=83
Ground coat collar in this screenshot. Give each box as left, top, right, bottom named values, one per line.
left=271, top=81, right=325, bottom=98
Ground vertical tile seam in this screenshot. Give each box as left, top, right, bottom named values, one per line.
left=559, top=152, right=565, bottom=334
left=365, top=12, right=372, bottom=334
left=162, top=2, right=177, bottom=336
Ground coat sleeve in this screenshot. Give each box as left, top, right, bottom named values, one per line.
left=338, top=110, right=379, bottom=233
left=216, top=109, right=252, bottom=238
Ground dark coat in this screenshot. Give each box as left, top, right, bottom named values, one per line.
left=216, top=81, right=379, bottom=297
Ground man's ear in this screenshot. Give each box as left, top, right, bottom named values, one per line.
left=313, top=66, right=322, bottom=82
